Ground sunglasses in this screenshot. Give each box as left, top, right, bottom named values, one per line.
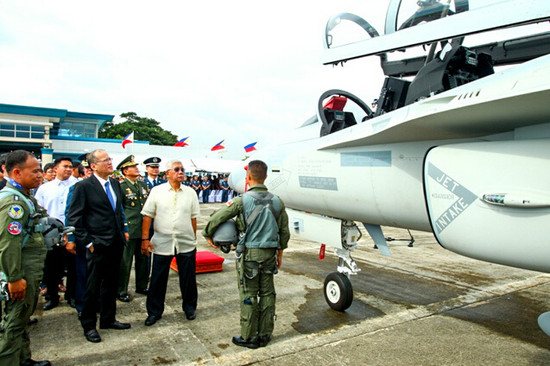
left=169, top=167, right=184, bottom=173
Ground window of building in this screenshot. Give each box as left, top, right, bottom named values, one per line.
left=0, top=123, right=44, bottom=139
left=58, top=121, right=96, bottom=138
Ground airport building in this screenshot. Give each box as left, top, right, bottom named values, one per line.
left=0, top=102, right=242, bottom=174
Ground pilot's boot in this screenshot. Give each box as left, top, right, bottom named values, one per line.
left=232, top=335, right=259, bottom=349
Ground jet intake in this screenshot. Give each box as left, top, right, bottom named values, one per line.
left=424, top=139, right=550, bottom=273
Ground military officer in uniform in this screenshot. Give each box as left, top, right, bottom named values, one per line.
left=143, top=157, right=166, bottom=189
left=117, top=155, right=150, bottom=302
left=0, top=150, right=51, bottom=366
left=220, top=176, right=230, bottom=203
left=191, top=175, right=201, bottom=198
left=143, top=157, right=165, bottom=245
left=202, top=160, right=290, bottom=349
left=201, top=176, right=212, bottom=203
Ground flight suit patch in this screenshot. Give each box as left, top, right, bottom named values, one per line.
left=7, top=222, right=22, bottom=235
left=8, top=205, right=24, bottom=219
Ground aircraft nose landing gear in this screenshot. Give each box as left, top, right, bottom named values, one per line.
left=323, top=221, right=361, bottom=312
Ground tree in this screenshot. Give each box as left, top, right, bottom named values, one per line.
left=99, top=112, right=178, bottom=146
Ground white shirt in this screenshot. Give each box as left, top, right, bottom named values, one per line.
left=93, top=173, right=117, bottom=208
left=35, top=176, right=78, bottom=222
left=141, top=182, right=200, bottom=255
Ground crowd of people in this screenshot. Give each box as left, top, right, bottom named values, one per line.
left=0, top=149, right=289, bottom=365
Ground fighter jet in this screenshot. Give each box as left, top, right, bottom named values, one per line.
left=229, top=0, right=550, bottom=332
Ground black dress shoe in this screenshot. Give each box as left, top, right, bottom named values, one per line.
left=22, top=359, right=51, bottom=366
left=42, top=300, right=59, bottom=311
left=185, top=310, right=196, bottom=321
left=84, top=329, right=101, bottom=343
left=232, top=335, right=259, bottom=349
left=100, top=320, right=131, bottom=330
left=144, top=315, right=161, bottom=326
left=135, top=288, right=149, bottom=295
left=117, top=294, right=131, bottom=302
left=28, top=318, right=38, bottom=326
left=258, top=335, right=272, bottom=347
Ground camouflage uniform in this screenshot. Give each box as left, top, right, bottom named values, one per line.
left=0, top=183, right=47, bottom=365
left=202, top=184, right=289, bottom=340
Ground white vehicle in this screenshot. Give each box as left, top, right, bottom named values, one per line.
left=229, top=0, right=550, bottom=332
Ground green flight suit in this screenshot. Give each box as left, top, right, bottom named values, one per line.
left=0, top=183, right=47, bottom=365
left=202, top=184, right=290, bottom=340
left=118, top=178, right=150, bottom=296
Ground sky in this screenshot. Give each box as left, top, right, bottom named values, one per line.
left=0, top=0, right=389, bottom=159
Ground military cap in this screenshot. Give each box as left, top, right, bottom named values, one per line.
left=117, top=155, right=138, bottom=170
left=80, top=160, right=89, bottom=167
left=143, top=157, right=161, bottom=167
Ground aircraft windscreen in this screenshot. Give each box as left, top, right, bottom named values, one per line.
left=299, top=115, right=318, bottom=128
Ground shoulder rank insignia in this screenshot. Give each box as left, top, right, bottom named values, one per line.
left=7, top=221, right=22, bottom=235
left=8, top=204, right=24, bottom=219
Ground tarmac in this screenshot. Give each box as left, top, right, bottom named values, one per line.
left=30, top=203, right=550, bottom=365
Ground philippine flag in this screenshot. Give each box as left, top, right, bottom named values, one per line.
left=122, top=131, right=134, bottom=149
left=244, top=142, right=257, bottom=153
left=211, top=140, right=225, bottom=151
left=174, top=137, right=189, bottom=147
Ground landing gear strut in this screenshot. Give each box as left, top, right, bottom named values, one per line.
left=322, top=221, right=361, bottom=312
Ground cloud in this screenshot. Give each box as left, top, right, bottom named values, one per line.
left=0, top=0, right=387, bottom=158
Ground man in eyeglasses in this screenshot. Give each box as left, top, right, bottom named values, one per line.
left=140, top=160, right=200, bottom=326
left=66, top=149, right=131, bottom=343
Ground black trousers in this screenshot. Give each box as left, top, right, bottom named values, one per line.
left=44, top=246, right=75, bottom=302
left=146, top=249, right=197, bottom=317
left=202, top=189, right=211, bottom=203
left=74, top=245, right=88, bottom=313
left=80, top=242, right=123, bottom=331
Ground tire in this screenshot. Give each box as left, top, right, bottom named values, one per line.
left=323, top=272, right=353, bottom=312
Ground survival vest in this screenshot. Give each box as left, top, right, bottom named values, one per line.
left=239, top=191, right=281, bottom=250
left=0, top=186, right=43, bottom=248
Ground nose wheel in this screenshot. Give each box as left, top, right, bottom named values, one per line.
left=324, top=272, right=353, bottom=311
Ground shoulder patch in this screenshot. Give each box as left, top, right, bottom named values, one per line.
left=226, top=199, right=233, bottom=207
left=8, top=204, right=24, bottom=219
left=7, top=221, right=22, bottom=235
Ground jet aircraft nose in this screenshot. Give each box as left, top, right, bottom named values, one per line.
left=228, top=163, right=247, bottom=193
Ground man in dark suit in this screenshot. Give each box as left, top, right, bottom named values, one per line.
left=0, top=153, right=8, bottom=189
left=67, top=149, right=131, bottom=343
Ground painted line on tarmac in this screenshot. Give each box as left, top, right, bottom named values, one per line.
left=205, top=275, right=550, bottom=366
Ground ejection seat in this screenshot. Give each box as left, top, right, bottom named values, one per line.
left=320, top=95, right=357, bottom=137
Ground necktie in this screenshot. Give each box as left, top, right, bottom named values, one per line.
left=105, top=181, right=116, bottom=211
